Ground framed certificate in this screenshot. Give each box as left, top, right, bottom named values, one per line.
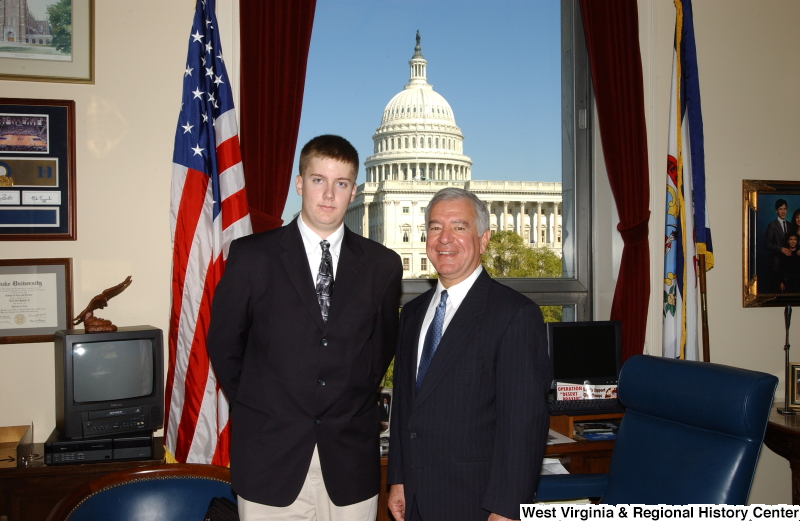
left=0, top=258, right=73, bottom=344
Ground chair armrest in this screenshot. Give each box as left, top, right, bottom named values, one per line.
left=536, top=473, right=609, bottom=502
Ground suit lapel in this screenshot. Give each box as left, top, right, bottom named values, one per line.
left=280, top=220, right=326, bottom=331
left=412, top=271, right=491, bottom=410
left=324, top=228, right=365, bottom=328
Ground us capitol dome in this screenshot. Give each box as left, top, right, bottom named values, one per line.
left=345, top=32, right=562, bottom=278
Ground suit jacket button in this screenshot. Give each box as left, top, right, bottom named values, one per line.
left=410, top=432, right=417, bottom=439
left=318, top=380, right=325, bottom=386
left=321, top=339, right=328, bottom=347
left=315, top=419, right=322, bottom=425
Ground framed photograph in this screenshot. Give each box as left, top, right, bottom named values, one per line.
left=743, top=180, right=800, bottom=307
left=378, top=387, right=393, bottom=435
left=790, top=363, right=800, bottom=410
left=0, top=0, right=94, bottom=84
left=0, top=98, right=76, bottom=241
left=0, top=258, right=73, bottom=344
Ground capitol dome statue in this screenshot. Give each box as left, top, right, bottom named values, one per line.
left=364, top=31, right=472, bottom=183
left=345, top=33, right=563, bottom=278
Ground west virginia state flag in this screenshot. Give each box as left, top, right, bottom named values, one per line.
left=663, top=0, right=713, bottom=361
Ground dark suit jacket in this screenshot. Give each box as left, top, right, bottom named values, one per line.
left=207, top=219, right=402, bottom=507
left=387, top=270, right=553, bottom=521
left=766, top=218, right=788, bottom=271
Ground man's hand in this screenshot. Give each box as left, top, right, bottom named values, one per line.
left=488, top=514, right=516, bottom=521
left=388, top=484, right=406, bottom=521
left=782, top=247, right=792, bottom=256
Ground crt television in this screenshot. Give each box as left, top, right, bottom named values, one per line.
left=54, top=325, right=164, bottom=439
left=546, top=320, right=622, bottom=389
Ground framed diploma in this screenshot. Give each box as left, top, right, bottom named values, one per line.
left=0, top=258, right=73, bottom=344
left=0, top=98, right=77, bottom=241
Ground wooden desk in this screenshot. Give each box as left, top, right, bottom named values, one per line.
left=764, top=403, right=800, bottom=505
left=4, top=428, right=613, bottom=521
left=0, top=438, right=164, bottom=521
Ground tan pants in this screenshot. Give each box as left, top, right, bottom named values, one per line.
left=238, top=445, right=378, bottom=521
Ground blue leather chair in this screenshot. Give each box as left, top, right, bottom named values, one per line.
left=537, top=355, right=778, bottom=505
left=46, top=463, right=237, bottom=521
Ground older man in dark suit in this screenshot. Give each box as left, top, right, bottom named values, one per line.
left=208, top=135, right=402, bottom=521
left=387, top=187, right=553, bottom=521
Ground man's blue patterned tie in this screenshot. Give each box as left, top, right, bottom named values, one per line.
left=316, top=240, right=334, bottom=322
left=417, top=290, right=448, bottom=393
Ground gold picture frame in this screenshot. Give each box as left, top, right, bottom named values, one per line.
left=790, top=363, right=800, bottom=410
left=742, top=180, right=800, bottom=307
left=0, top=0, right=94, bottom=84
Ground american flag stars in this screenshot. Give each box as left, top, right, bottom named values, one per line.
left=173, top=2, right=233, bottom=171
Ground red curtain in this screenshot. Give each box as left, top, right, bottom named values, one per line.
left=579, top=0, right=651, bottom=362
left=239, top=0, right=317, bottom=232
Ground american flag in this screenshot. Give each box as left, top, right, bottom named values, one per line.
left=165, top=0, right=251, bottom=465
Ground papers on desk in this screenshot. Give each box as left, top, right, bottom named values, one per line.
left=541, top=457, right=569, bottom=475
left=547, top=429, right=576, bottom=445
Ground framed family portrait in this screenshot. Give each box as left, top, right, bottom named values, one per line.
left=0, top=0, right=94, bottom=84
left=0, top=258, right=73, bottom=344
left=742, top=180, right=800, bottom=307
left=0, top=98, right=76, bottom=241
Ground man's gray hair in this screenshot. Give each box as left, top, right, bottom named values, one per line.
left=425, top=187, right=489, bottom=235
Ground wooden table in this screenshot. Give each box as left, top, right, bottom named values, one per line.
left=764, top=403, right=800, bottom=505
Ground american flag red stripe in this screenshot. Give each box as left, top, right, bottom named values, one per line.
left=165, top=0, right=251, bottom=465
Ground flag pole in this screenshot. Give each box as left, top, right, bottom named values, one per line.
left=698, top=253, right=710, bottom=362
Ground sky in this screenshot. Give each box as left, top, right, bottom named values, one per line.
left=26, top=0, right=55, bottom=20
left=281, top=0, right=562, bottom=223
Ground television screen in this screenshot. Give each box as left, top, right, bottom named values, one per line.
left=72, top=339, right=154, bottom=403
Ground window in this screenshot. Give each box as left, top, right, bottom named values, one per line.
left=421, top=258, right=428, bottom=271
left=403, top=257, right=410, bottom=271
left=399, top=0, right=593, bottom=322
left=287, top=0, right=594, bottom=322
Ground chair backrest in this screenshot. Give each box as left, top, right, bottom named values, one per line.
left=46, top=463, right=236, bottom=521
left=602, top=355, right=777, bottom=505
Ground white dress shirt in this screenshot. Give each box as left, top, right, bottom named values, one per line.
left=415, top=265, right=484, bottom=376
left=297, top=214, right=344, bottom=281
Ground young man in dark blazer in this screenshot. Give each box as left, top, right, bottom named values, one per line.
left=765, top=198, right=790, bottom=292
left=387, top=187, right=553, bottom=521
left=207, top=135, right=402, bottom=521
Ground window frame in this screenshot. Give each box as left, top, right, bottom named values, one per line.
left=400, top=0, right=593, bottom=322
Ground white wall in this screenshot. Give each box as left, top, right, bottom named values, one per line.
left=0, top=0, right=238, bottom=443
left=0, top=0, right=796, bottom=504
left=636, top=0, right=800, bottom=504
